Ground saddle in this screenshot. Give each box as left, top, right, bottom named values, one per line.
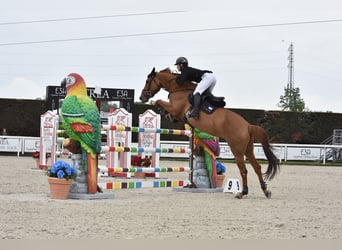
left=188, top=90, right=226, bottom=115
left=158, top=90, right=226, bottom=123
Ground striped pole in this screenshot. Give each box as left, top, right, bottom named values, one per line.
left=60, top=126, right=191, bottom=136
left=101, top=146, right=191, bottom=154
left=103, top=166, right=191, bottom=174
left=101, top=125, right=191, bottom=136
left=99, top=179, right=190, bottom=190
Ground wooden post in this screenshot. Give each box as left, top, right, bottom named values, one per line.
left=189, top=127, right=195, bottom=187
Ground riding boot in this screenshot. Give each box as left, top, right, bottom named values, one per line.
left=189, top=93, right=201, bottom=119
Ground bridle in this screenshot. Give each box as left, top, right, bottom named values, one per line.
left=142, top=74, right=160, bottom=100
left=141, top=68, right=194, bottom=102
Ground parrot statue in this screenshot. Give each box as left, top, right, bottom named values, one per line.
left=60, top=73, right=101, bottom=194
left=193, top=128, right=220, bottom=188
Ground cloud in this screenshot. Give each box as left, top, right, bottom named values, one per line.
left=0, top=77, right=44, bottom=99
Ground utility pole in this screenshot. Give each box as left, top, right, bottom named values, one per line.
left=287, top=43, right=294, bottom=92
left=278, top=43, right=306, bottom=111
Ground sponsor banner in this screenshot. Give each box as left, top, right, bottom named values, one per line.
left=287, top=147, right=321, bottom=161
left=24, top=138, right=40, bottom=152
left=219, top=145, right=235, bottom=159
left=0, top=137, right=21, bottom=152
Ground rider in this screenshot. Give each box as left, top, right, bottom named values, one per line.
left=174, top=56, right=216, bottom=120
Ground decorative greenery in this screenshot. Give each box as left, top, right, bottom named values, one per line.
left=216, top=161, right=226, bottom=175
left=131, top=156, right=152, bottom=167
left=47, top=160, right=77, bottom=180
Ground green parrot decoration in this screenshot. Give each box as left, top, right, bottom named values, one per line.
left=60, top=73, right=101, bottom=194
left=193, top=128, right=220, bottom=188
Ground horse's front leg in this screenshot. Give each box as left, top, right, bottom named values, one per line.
left=155, top=99, right=175, bottom=116
left=155, top=99, right=179, bottom=122
left=155, top=99, right=184, bottom=123
left=155, top=99, right=173, bottom=112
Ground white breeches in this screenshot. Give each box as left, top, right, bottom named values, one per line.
left=193, top=73, right=216, bottom=95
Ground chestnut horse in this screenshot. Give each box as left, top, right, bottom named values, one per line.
left=139, top=67, right=280, bottom=198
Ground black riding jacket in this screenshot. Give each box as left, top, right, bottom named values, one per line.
left=176, top=66, right=212, bottom=85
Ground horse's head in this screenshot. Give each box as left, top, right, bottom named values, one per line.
left=139, top=67, right=162, bottom=103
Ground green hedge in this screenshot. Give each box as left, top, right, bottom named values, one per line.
left=1, top=99, right=341, bottom=144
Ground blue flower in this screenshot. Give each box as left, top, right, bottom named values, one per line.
left=71, top=166, right=77, bottom=175
left=65, top=167, right=72, bottom=176
left=57, top=170, right=65, bottom=178
left=47, top=160, right=77, bottom=180
left=216, top=161, right=226, bottom=174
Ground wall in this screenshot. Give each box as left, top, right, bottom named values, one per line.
left=1, top=98, right=341, bottom=144
left=0, top=99, right=47, bottom=137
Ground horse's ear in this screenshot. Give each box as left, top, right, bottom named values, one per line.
left=148, top=67, right=156, bottom=77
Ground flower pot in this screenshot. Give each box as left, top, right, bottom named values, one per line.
left=216, top=174, right=226, bottom=188
left=134, top=172, right=146, bottom=179
left=34, top=158, right=40, bottom=168
left=48, top=177, right=72, bottom=199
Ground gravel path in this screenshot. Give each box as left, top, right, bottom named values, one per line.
left=0, top=156, right=341, bottom=239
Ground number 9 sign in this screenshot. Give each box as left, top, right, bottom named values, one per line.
left=223, top=178, right=241, bottom=193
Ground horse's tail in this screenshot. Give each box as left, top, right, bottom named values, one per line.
left=249, top=125, right=280, bottom=181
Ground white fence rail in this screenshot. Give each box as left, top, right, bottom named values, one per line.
left=0, top=136, right=40, bottom=156
left=160, top=141, right=342, bottom=164
left=1, top=136, right=342, bottom=164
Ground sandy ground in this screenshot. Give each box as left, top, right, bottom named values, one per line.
left=0, top=155, right=341, bottom=239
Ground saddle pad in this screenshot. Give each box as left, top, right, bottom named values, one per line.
left=201, top=100, right=219, bottom=114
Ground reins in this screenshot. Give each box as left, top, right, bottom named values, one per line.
left=162, top=75, right=195, bottom=98
left=145, top=69, right=195, bottom=99
left=167, top=88, right=194, bottom=99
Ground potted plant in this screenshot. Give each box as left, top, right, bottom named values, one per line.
left=131, top=155, right=151, bottom=178
left=32, top=151, right=51, bottom=169
left=46, top=160, right=77, bottom=199
left=216, top=161, right=226, bottom=187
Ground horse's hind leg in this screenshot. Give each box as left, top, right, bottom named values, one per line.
left=245, top=147, right=271, bottom=198
left=234, top=156, right=249, bottom=199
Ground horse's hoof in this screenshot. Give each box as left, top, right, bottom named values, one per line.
left=265, top=190, right=271, bottom=198
left=234, top=192, right=243, bottom=199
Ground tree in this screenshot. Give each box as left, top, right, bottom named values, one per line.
left=278, top=86, right=306, bottom=112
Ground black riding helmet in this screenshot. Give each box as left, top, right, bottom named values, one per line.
left=174, top=57, right=188, bottom=66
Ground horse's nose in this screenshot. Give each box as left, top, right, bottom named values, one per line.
left=139, top=96, right=146, bottom=103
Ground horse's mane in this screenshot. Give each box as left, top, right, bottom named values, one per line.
left=157, top=67, right=195, bottom=92
left=160, top=67, right=180, bottom=76
left=160, top=67, right=171, bottom=73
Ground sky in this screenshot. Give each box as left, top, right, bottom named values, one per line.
left=1, top=0, right=342, bottom=113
